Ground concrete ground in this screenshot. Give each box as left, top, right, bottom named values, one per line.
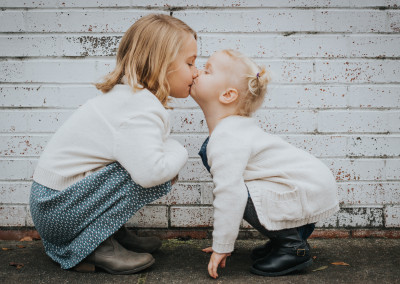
left=1, top=238, right=400, bottom=284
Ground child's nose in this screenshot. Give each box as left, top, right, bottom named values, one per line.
left=192, top=67, right=199, bottom=79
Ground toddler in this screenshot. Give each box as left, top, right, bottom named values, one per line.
left=190, top=50, right=339, bottom=278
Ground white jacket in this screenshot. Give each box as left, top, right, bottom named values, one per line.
left=207, top=115, right=339, bottom=253
left=33, top=85, right=188, bottom=191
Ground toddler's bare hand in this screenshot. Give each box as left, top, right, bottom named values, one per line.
left=207, top=251, right=231, bottom=279
left=202, top=247, right=213, bottom=253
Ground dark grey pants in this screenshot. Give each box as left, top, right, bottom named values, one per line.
left=243, top=196, right=315, bottom=240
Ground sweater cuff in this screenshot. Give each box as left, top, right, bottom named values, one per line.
left=212, top=240, right=235, bottom=254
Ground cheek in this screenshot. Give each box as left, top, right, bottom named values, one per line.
left=181, top=64, right=193, bottom=78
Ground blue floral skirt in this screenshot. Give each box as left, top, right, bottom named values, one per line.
left=30, top=162, right=171, bottom=269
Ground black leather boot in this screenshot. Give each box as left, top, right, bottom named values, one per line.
left=250, top=240, right=275, bottom=260
left=250, top=228, right=312, bottom=276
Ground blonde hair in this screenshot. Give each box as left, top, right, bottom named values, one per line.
left=95, top=14, right=197, bottom=107
left=222, top=49, right=269, bottom=116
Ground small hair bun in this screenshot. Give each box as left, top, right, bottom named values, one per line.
left=248, top=66, right=269, bottom=97
left=256, top=69, right=266, bottom=79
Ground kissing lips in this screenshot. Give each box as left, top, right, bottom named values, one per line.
left=188, top=84, right=192, bottom=95
left=189, top=81, right=195, bottom=95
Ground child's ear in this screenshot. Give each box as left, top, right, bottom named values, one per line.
left=219, top=88, right=239, bottom=104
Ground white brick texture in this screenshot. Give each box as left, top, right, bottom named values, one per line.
left=0, top=1, right=399, bottom=231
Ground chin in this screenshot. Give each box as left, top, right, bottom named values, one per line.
left=189, top=92, right=197, bottom=100
left=171, top=92, right=190, bottom=99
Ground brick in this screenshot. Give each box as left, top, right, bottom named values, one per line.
left=126, top=206, right=168, bottom=228
left=200, top=34, right=276, bottom=58
left=0, top=35, right=121, bottom=57
left=338, top=207, right=384, bottom=227
left=317, top=110, right=400, bottom=133
left=337, top=182, right=400, bottom=205
left=170, top=110, right=208, bottom=133
left=351, top=229, right=400, bottom=238
left=263, top=85, right=347, bottom=109
left=0, top=112, right=29, bottom=133
left=350, top=35, right=400, bottom=58
left=283, top=134, right=347, bottom=157
left=255, top=110, right=317, bottom=134
left=0, top=160, right=36, bottom=181
left=0, top=11, right=25, bottom=32
left=175, top=9, right=315, bottom=33
left=0, top=229, right=41, bottom=241
left=0, top=111, right=73, bottom=133
left=324, top=158, right=385, bottom=181
left=0, top=182, right=31, bottom=204
left=27, top=0, right=132, bottom=8
left=384, top=205, right=400, bottom=228
left=201, top=182, right=214, bottom=205
left=170, top=206, right=213, bottom=227
left=178, top=159, right=212, bottom=182
left=348, top=135, right=400, bottom=157
left=309, top=229, right=350, bottom=239
left=277, top=35, right=348, bottom=58
left=25, top=206, right=34, bottom=227
left=169, top=96, right=200, bottom=109
left=22, top=10, right=161, bottom=33
left=0, top=59, right=114, bottom=83
left=152, top=183, right=202, bottom=205
left=0, top=85, right=98, bottom=108
left=316, top=213, right=338, bottom=228
left=315, top=10, right=387, bottom=33
left=315, top=60, right=400, bottom=83
left=0, top=135, right=49, bottom=157
left=171, top=134, right=208, bottom=158
left=385, top=159, right=400, bottom=180
left=347, top=85, right=400, bottom=108
left=0, top=205, right=27, bottom=226
left=257, top=60, right=314, bottom=83
left=388, top=11, right=400, bottom=32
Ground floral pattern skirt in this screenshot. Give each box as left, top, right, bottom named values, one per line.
left=30, top=162, right=171, bottom=269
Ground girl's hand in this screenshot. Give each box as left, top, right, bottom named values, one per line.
left=206, top=251, right=231, bottom=279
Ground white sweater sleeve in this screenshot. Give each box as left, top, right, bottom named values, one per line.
left=114, top=111, right=188, bottom=188
left=208, top=130, right=251, bottom=253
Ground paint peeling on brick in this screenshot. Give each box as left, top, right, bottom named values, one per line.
left=0, top=2, right=399, bottom=232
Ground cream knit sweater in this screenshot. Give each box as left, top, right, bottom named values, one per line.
left=207, top=116, right=339, bottom=253
left=33, top=85, right=188, bottom=191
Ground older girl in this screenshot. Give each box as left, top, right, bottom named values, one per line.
left=30, top=14, right=198, bottom=274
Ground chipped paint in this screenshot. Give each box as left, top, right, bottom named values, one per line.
left=0, top=1, right=399, bottom=231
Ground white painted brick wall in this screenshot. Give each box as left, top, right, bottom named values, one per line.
left=1, top=1, right=399, bottom=231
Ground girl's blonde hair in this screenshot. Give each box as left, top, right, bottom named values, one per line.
left=222, top=49, right=269, bottom=116
left=95, top=14, right=197, bottom=107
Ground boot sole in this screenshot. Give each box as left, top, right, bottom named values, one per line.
left=95, top=258, right=155, bottom=275
left=250, top=259, right=313, bottom=277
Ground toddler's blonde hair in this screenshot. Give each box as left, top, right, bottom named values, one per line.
left=222, top=49, right=269, bottom=116
left=95, top=14, right=197, bottom=107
